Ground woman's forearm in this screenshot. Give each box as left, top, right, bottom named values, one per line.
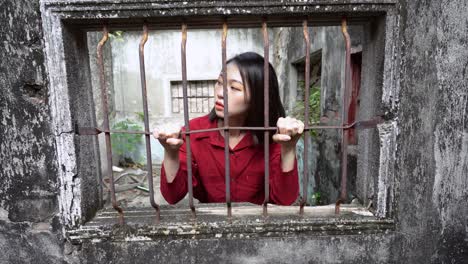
left=163, top=150, right=180, bottom=183
left=280, top=145, right=296, bottom=172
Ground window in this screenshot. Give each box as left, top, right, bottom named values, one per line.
left=41, top=0, right=400, bottom=242
left=171, top=80, right=216, bottom=114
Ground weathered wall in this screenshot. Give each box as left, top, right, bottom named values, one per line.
left=1, top=0, right=467, bottom=263
left=394, top=0, right=468, bottom=262
left=0, top=1, right=65, bottom=263
left=77, top=234, right=398, bottom=264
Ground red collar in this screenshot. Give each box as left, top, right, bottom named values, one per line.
left=191, top=116, right=256, bottom=151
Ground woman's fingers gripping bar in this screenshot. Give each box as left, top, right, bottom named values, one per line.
left=273, top=117, right=305, bottom=143
left=152, top=123, right=184, bottom=150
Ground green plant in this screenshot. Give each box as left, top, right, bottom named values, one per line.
left=108, top=30, right=124, bottom=42
left=135, top=111, right=145, bottom=122
left=292, top=81, right=321, bottom=137
left=311, top=192, right=322, bottom=205
left=111, top=119, right=144, bottom=166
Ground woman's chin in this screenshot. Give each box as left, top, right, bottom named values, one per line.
left=215, top=109, right=224, bottom=118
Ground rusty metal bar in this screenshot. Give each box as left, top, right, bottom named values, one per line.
left=336, top=17, right=352, bottom=215
left=139, top=24, right=160, bottom=223
left=78, top=118, right=383, bottom=136
left=222, top=21, right=232, bottom=219
left=97, top=25, right=124, bottom=225
left=181, top=22, right=197, bottom=220
left=262, top=18, right=270, bottom=219
left=300, top=19, right=311, bottom=215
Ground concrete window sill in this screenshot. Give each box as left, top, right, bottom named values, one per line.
left=67, top=204, right=394, bottom=244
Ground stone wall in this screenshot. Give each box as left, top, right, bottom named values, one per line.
left=395, top=0, right=468, bottom=262
left=0, top=1, right=467, bottom=263
left=0, top=1, right=66, bottom=263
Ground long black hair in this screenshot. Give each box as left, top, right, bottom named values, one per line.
left=209, top=52, right=285, bottom=144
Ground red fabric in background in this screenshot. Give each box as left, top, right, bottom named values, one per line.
left=348, top=52, right=362, bottom=145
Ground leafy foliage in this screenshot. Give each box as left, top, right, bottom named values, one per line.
left=111, top=118, right=144, bottom=166
left=135, top=111, right=145, bottom=122
left=291, top=81, right=321, bottom=137
left=311, top=192, right=322, bottom=205
left=108, top=30, right=124, bottom=42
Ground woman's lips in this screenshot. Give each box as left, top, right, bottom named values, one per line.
left=215, top=102, right=224, bottom=109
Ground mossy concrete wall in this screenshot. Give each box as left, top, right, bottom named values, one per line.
left=0, top=1, right=467, bottom=263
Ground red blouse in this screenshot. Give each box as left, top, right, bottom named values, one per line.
left=160, top=115, right=299, bottom=205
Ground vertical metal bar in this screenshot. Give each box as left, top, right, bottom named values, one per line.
left=300, top=19, right=311, bottom=215
left=262, top=19, right=270, bottom=218
left=181, top=23, right=197, bottom=219
left=196, top=82, right=199, bottom=112
left=336, top=17, right=351, bottom=215
left=97, top=25, right=124, bottom=225
left=139, top=24, right=160, bottom=224
left=222, top=21, right=232, bottom=219
left=179, top=83, right=182, bottom=113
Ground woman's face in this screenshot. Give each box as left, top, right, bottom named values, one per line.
left=214, top=63, right=250, bottom=120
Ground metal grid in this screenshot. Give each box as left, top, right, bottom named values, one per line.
left=80, top=17, right=383, bottom=224
left=170, top=80, right=215, bottom=114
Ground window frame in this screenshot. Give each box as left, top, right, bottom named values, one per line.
left=40, top=0, right=400, bottom=237
left=170, top=79, right=216, bottom=114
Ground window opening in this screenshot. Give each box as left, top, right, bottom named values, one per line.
left=79, top=18, right=384, bottom=226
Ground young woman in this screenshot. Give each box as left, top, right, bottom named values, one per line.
left=153, top=52, right=304, bottom=205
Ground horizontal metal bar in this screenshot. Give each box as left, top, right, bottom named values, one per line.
left=77, top=117, right=384, bottom=136
left=171, top=96, right=212, bottom=99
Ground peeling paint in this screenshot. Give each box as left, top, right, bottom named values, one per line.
left=376, top=121, right=398, bottom=218
left=40, top=4, right=82, bottom=230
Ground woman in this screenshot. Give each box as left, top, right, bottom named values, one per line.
left=153, top=52, right=304, bottom=205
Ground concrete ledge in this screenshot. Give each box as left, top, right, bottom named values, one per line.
left=41, top=0, right=397, bottom=30
left=68, top=203, right=394, bottom=244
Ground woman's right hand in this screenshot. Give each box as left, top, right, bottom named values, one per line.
left=152, top=124, right=184, bottom=153
left=153, top=124, right=184, bottom=183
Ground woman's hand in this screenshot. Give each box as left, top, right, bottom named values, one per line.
left=272, top=117, right=305, bottom=148
left=273, top=117, right=304, bottom=172
left=152, top=123, right=184, bottom=153
left=153, top=123, right=184, bottom=183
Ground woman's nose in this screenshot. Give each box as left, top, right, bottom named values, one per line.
left=215, top=86, right=224, bottom=99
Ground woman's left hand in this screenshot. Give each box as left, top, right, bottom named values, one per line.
left=272, top=117, right=305, bottom=148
